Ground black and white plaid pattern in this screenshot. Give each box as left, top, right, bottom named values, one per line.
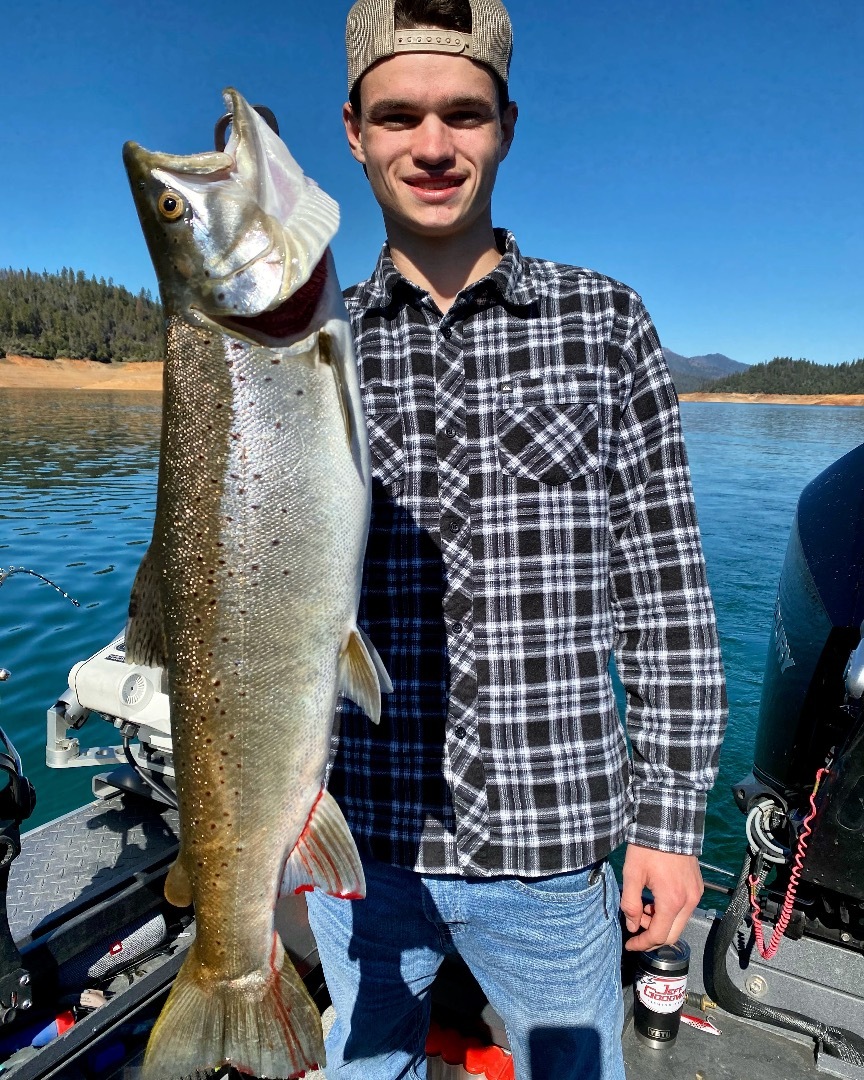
left=328, top=231, right=727, bottom=876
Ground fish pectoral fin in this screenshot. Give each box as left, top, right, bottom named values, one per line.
left=280, top=789, right=365, bottom=900
left=125, top=546, right=168, bottom=668
left=338, top=626, right=393, bottom=724
left=164, top=852, right=193, bottom=908
left=319, top=329, right=352, bottom=448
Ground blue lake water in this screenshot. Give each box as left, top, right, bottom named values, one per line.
left=1, top=388, right=862, bottom=885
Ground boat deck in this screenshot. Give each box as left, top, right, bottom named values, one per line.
left=1, top=794, right=862, bottom=1079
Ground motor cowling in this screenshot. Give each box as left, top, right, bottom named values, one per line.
left=736, top=441, right=864, bottom=912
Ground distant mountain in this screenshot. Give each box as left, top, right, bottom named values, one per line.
left=663, top=349, right=748, bottom=394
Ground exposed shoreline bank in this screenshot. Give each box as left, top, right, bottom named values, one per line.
left=0, top=355, right=163, bottom=391
left=679, top=391, right=864, bottom=406
left=2, top=357, right=864, bottom=406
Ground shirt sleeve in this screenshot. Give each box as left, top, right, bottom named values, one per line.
left=608, top=295, right=727, bottom=856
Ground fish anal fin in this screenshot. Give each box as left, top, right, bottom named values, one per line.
left=319, top=329, right=353, bottom=447
left=142, top=935, right=322, bottom=1080
left=338, top=625, right=392, bottom=724
left=164, top=851, right=193, bottom=908
left=125, top=547, right=168, bottom=669
left=280, top=789, right=365, bottom=901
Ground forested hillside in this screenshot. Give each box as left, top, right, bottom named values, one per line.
left=0, top=269, right=163, bottom=362
left=709, top=356, right=864, bottom=395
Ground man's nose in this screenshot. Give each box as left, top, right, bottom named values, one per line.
left=412, top=116, right=455, bottom=167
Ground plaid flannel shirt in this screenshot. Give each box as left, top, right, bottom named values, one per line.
left=328, top=230, right=727, bottom=876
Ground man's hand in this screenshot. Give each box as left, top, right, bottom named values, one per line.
left=620, top=844, right=703, bottom=952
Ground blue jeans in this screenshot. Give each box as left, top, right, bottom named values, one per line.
left=305, top=857, right=625, bottom=1080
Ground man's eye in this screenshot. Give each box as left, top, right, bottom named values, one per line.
left=448, top=112, right=487, bottom=125
left=380, top=114, right=415, bottom=126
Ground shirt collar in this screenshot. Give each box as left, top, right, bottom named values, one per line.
left=353, top=229, right=542, bottom=312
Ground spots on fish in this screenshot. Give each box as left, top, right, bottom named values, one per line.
left=218, top=292, right=225, bottom=300
left=272, top=539, right=280, bottom=547
left=296, top=389, right=304, bottom=396
left=271, top=357, right=281, bottom=365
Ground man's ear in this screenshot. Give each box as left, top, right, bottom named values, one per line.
left=343, top=102, right=366, bottom=165
left=499, top=100, right=518, bottom=162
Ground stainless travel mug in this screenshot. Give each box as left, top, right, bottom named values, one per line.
left=633, top=940, right=690, bottom=1048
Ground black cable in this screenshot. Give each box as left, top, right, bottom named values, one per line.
left=709, top=853, right=864, bottom=1064
left=122, top=740, right=178, bottom=810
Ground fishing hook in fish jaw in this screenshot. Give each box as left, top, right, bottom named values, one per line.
left=214, top=105, right=280, bottom=153
left=0, top=567, right=80, bottom=608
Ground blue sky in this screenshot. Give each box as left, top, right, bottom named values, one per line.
left=5, top=0, right=862, bottom=365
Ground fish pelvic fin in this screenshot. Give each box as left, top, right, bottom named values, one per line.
left=281, top=789, right=366, bottom=901
left=142, top=935, right=323, bottom=1080
left=125, top=546, right=168, bottom=668
left=339, top=625, right=393, bottom=725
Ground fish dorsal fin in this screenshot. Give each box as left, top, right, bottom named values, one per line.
left=338, top=626, right=393, bottom=724
left=164, top=851, right=193, bottom=908
left=280, top=789, right=365, bottom=900
left=125, top=547, right=168, bottom=669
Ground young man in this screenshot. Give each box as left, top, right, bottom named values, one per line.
left=305, top=1, right=727, bottom=1077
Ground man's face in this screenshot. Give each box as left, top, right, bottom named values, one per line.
left=344, top=52, right=517, bottom=243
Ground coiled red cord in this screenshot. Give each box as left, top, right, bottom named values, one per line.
left=748, top=766, right=829, bottom=960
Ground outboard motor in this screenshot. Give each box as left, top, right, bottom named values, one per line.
left=713, top=442, right=864, bottom=1065
left=734, top=441, right=864, bottom=943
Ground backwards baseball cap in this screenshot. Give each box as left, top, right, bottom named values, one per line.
left=345, top=0, right=513, bottom=97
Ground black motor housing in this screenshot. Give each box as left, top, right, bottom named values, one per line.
left=739, top=441, right=864, bottom=901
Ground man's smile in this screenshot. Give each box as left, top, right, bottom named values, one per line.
left=403, top=173, right=466, bottom=199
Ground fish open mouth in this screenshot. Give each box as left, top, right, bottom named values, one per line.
left=216, top=253, right=329, bottom=343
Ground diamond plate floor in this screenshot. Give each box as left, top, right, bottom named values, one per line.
left=9, top=797, right=179, bottom=942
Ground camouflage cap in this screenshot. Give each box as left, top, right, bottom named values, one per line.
left=345, top=0, right=513, bottom=96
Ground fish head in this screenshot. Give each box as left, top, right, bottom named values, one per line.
left=123, top=88, right=339, bottom=341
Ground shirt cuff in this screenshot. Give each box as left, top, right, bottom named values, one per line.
left=626, top=786, right=708, bottom=856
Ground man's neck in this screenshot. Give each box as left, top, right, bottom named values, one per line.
left=384, top=220, right=502, bottom=314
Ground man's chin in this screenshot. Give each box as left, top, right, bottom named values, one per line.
left=385, top=207, right=479, bottom=243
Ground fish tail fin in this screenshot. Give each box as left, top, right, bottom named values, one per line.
left=142, top=938, right=323, bottom=1079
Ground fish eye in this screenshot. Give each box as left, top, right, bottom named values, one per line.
left=158, top=191, right=185, bottom=221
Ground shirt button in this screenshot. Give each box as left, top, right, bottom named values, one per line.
left=454, top=725, right=466, bottom=738
left=452, top=622, right=463, bottom=633
left=441, top=325, right=452, bottom=339
left=448, top=520, right=461, bottom=535
left=444, top=426, right=456, bottom=438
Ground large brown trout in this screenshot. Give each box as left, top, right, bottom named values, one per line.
left=123, top=88, right=390, bottom=1079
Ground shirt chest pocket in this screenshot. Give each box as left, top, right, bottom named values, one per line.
left=496, top=377, right=600, bottom=485
left=362, top=382, right=405, bottom=488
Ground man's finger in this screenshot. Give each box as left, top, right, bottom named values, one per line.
left=619, top=881, right=647, bottom=933
left=624, top=900, right=677, bottom=952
